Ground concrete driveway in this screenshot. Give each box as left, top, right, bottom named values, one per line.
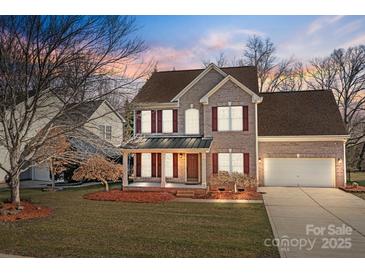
left=259, top=187, right=365, bottom=258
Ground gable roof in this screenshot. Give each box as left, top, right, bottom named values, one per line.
left=132, top=65, right=259, bottom=104
left=200, top=75, right=263, bottom=104
left=56, top=100, right=105, bottom=125
left=56, top=100, right=125, bottom=126
left=258, top=90, right=348, bottom=136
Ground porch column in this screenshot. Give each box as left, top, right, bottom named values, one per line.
left=161, top=153, right=166, bottom=187
left=201, top=152, right=207, bottom=187
left=122, top=152, right=129, bottom=187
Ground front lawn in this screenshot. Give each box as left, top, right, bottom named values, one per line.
left=0, top=185, right=278, bottom=257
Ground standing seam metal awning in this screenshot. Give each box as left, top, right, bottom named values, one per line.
left=122, top=137, right=213, bottom=150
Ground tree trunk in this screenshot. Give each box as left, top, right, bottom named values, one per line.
left=10, top=177, right=21, bottom=205
left=356, top=143, right=365, bottom=171
left=50, top=159, right=55, bottom=190
left=101, top=180, right=109, bottom=192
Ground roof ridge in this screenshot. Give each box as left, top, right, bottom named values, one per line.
left=156, top=65, right=256, bottom=73
left=260, top=89, right=331, bottom=94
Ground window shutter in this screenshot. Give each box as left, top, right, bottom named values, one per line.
left=173, top=109, right=178, bottom=132
left=157, top=153, right=162, bottom=177
left=244, top=153, right=249, bottom=175
left=151, top=153, right=157, bottom=177
left=212, top=153, right=218, bottom=174
left=173, top=153, right=178, bottom=178
left=243, top=106, right=249, bottom=131
left=151, top=110, right=156, bottom=133
left=136, top=111, right=141, bottom=134
left=136, top=153, right=141, bottom=177
left=157, top=110, right=163, bottom=133
left=212, top=107, right=217, bottom=131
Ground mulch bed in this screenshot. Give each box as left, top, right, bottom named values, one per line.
left=0, top=202, right=52, bottom=222
left=84, top=190, right=176, bottom=203
left=198, top=191, right=262, bottom=200
left=339, top=186, right=365, bottom=193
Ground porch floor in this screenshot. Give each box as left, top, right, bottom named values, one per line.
left=127, top=182, right=206, bottom=189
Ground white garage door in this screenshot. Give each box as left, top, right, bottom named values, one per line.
left=264, top=158, right=335, bottom=187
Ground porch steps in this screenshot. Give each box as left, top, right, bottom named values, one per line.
left=175, top=190, right=195, bottom=198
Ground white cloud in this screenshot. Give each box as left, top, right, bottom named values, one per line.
left=306, top=16, right=344, bottom=35
left=340, top=34, right=365, bottom=48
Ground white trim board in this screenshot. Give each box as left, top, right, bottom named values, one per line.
left=258, top=135, right=349, bottom=142
left=200, top=75, right=263, bottom=104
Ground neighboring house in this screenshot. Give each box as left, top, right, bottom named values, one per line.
left=1, top=99, right=125, bottom=183
left=121, top=64, right=348, bottom=189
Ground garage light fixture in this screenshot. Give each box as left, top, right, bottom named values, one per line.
left=338, top=158, right=342, bottom=163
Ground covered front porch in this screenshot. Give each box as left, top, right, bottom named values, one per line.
left=121, top=136, right=213, bottom=189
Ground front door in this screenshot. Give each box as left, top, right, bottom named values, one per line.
left=187, top=154, right=199, bottom=181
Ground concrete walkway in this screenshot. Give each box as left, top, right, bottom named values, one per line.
left=259, top=187, right=365, bottom=258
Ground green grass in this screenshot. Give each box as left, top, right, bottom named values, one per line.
left=0, top=185, right=278, bottom=258
left=348, top=172, right=365, bottom=186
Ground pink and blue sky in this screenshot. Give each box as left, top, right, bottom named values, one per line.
left=135, top=15, right=365, bottom=70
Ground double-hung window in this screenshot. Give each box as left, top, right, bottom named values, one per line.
left=141, top=153, right=152, bottom=177
left=162, top=110, right=173, bottom=133
left=164, top=153, right=173, bottom=177
left=217, top=106, right=243, bottom=131
left=99, top=125, right=112, bottom=140
left=141, top=111, right=151, bottom=133
left=218, top=153, right=243, bottom=173
left=185, top=108, right=199, bottom=134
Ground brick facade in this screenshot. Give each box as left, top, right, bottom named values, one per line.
left=258, top=141, right=345, bottom=187
left=203, top=81, right=257, bottom=179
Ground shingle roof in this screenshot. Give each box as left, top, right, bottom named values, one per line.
left=133, top=66, right=259, bottom=103
left=258, top=90, right=348, bottom=136
left=55, top=100, right=104, bottom=125
left=123, top=136, right=213, bottom=150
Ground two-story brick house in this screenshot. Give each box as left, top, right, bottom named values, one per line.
left=121, top=64, right=348, bottom=189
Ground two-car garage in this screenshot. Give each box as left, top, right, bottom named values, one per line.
left=263, top=158, right=336, bottom=187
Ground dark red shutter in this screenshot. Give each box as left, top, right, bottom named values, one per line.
left=157, top=153, right=161, bottom=177
left=173, top=109, right=178, bottom=133
left=173, top=153, right=178, bottom=178
left=244, top=153, right=249, bottom=175
left=212, top=153, right=218, bottom=174
left=243, top=106, right=249, bottom=131
left=151, top=153, right=157, bottom=177
left=212, top=107, right=217, bottom=131
left=157, top=110, right=162, bottom=133
left=151, top=110, right=156, bottom=133
left=136, top=153, right=141, bottom=177
left=136, top=111, right=141, bottom=134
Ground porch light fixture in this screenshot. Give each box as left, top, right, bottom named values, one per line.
left=338, top=158, right=342, bottom=163
left=258, top=158, right=262, bottom=163
left=296, top=154, right=300, bottom=158
left=179, top=153, right=183, bottom=158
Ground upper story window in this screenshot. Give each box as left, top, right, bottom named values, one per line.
left=162, top=110, right=173, bottom=133
left=99, top=125, right=112, bottom=140
left=212, top=105, right=248, bottom=132
left=136, top=110, right=178, bottom=134
left=141, top=111, right=151, bottom=133
left=185, top=108, right=199, bottom=134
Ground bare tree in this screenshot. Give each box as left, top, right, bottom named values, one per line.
left=202, top=52, right=229, bottom=68
left=242, top=35, right=277, bottom=92
left=0, top=16, right=151, bottom=204
left=307, top=46, right=365, bottom=148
